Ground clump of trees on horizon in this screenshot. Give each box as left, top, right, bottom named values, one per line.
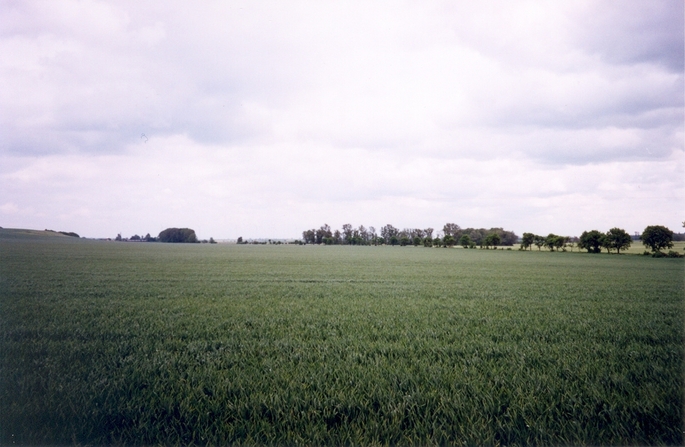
left=114, top=228, right=216, bottom=244
left=519, top=225, right=682, bottom=257
left=301, top=223, right=518, bottom=248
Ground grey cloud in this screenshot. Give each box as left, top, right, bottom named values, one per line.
left=576, top=1, right=684, bottom=72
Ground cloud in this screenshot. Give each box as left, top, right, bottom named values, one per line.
left=0, top=1, right=682, bottom=237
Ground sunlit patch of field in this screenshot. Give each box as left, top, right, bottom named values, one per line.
left=1, top=229, right=682, bottom=445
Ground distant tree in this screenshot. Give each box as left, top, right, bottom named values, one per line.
left=484, top=233, right=501, bottom=249
left=237, top=236, right=243, bottom=244
left=533, top=235, right=545, bottom=251
left=115, top=233, right=122, bottom=241
left=368, top=226, right=377, bottom=245
left=144, top=233, right=156, bottom=242
left=381, top=224, right=399, bottom=242
left=641, top=225, right=674, bottom=253
left=209, top=237, right=217, bottom=244
left=605, top=228, right=631, bottom=254
left=423, top=237, right=433, bottom=247
left=413, top=236, right=421, bottom=246
left=389, top=235, right=399, bottom=246
left=130, top=234, right=141, bottom=241
left=578, top=230, right=603, bottom=253
left=342, top=224, right=353, bottom=244
left=158, top=228, right=198, bottom=243
left=544, top=234, right=565, bottom=252
left=433, top=236, right=442, bottom=247
left=315, top=224, right=332, bottom=244
left=521, top=233, right=535, bottom=250
left=459, top=234, right=472, bottom=248
left=302, top=229, right=315, bottom=244
left=443, top=223, right=461, bottom=239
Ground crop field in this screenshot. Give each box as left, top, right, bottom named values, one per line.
left=1, top=229, right=683, bottom=445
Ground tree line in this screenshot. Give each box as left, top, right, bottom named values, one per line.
left=519, top=225, right=681, bottom=257
left=114, top=228, right=216, bottom=244
left=301, top=223, right=518, bottom=248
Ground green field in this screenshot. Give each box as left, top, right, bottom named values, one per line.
left=1, top=229, right=683, bottom=445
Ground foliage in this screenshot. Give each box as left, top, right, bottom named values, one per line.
left=483, top=233, right=501, bottom=249
left=158, top=228, right=198, bottom=243
left=1, top=231, right=682, bottom=446
left=442, top=235, right=455, bottom=247
left=579, top=230, right=603, bottom=253
left=533, top=235, right=545, bottom=251
left=606, top=228, right=631, bottom=254
left=459, top=234, right=472, bottom=248
left=641, top=225, right=674, bottom=253
left=521, top=232, right=535, bottom=250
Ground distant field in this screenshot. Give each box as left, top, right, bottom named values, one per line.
left=1, top=229, right=683, bottom=445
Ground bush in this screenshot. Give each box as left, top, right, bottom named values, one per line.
left=652, top=251, right=666, bottom=258
left=666, top=250, right=683, bottom=258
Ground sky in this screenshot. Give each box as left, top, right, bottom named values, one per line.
left=1, top=0, right=683, bottom=240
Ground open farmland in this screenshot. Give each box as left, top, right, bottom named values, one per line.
left=1, top=229, right=683, bottom=445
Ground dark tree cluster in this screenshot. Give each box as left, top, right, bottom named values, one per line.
left=520, top=233, right=577, bottom=252
left=114, top=228, right=216, bottom=244
left=576, top=228, right=633, bottom=254
left=441, top=224, right=518, bottom=247
left=640, top=225, right=681, bottom=257
left=158, top=228, right=199, bottom=243
left=301, top=223, right=518, bottom=248
left=115, top=233, right=157, bottom=242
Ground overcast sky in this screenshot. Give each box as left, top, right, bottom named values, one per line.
left=1, top=1, right=683, bottom=239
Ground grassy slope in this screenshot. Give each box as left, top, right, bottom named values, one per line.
left=1, top=229, right=683, bottom=445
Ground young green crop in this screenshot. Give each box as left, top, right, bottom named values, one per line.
left=1, top=229, right=683, bottom=445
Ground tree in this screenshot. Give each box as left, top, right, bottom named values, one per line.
left=237, top=236, right=243, bottom=244
left=490, top=233, right=501, bottom=249
left=533, top=235, right=545, bottom=251
left=459, top=234, right=472, bottom=248
left=381, top=224, right=399, bottom=243
left=544, top=234, right=565, bottom=252
left=158, top=228, right=198, bottom=243
left=605, top=228, right=631, bottom=254
left=521, top=232, right=534, bottom=250
left=115, top=233, right=122, bottom=241
left=443, top=234, right=455, bottom=247
left=315, top=224, right=332, bottom=244
left=578, top=230, right=603, bottom=253
left=443, top=223, right=461, bottom=239
left=484, top=233, right=501, bottom=249
left=641, top=225, right=674, bottom=253
left=342, top=224, right=353, bottom=244
left=600, top=234, right=612, bottom=254
left=433, top=236, right=442, bottom=247
left=302, top=229, right=315, bottom=244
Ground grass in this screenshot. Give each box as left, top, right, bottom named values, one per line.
left=1, top=229, right=683, bottom=445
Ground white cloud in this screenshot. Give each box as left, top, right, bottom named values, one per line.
left=0, top=1, right=682, bottom=238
